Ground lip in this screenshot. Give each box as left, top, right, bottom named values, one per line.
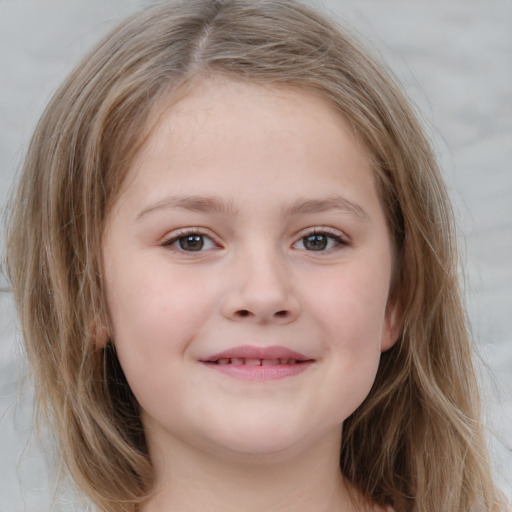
left=203, top=345, right=310, bottom=362
left=200, top=345, right=315, bottom=381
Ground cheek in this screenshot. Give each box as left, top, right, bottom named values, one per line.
left=300, top=259, right=390, bottom=408
left=104, top=262, right=217, bottom=393
left=309, top=272, right=388, bottom=419
left=304, top=261, right=391, bottom=342
left=106, top=259, right=215, bottom=342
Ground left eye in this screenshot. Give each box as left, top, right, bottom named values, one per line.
left=294, top=232, right=344, bottom=251
left=164, top=233, right=217, bottom=252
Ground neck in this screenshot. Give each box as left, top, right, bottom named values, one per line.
left=142, top=427, right=362, bottom=512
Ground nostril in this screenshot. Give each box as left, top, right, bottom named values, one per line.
left=231, top=309, right=294, bottom=321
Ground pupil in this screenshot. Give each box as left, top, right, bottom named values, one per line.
left=179, top=235, right=204, bottom=251
left=304, top=234, right=327, bottom=251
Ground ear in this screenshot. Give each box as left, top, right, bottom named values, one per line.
left=93, top=317, right=110, bottom=349
left=381, top=297, right=403, bottom=352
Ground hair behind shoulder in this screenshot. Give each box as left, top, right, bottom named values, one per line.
left=4, top=1, right=505, bottom=511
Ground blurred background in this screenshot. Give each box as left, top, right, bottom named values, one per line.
left=1, top=0, right=511, bottom=510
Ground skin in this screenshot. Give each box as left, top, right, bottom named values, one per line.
left=102, top=77, right=400, bottom=512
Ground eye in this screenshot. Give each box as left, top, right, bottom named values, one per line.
left=163, top=231, right=217, bottom=252
left=294, top=231, right=346, bottom=252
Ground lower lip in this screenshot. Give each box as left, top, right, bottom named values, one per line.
left=201, top=361, right=313, bottom=381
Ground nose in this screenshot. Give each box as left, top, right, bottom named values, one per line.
left=220, top=248, right=300, bottom=325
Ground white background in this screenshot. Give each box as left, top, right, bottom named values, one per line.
left=0, top=1, right=510, bottom=510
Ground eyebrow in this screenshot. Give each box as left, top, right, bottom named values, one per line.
left=136, top=194, right=369, bottom=223
left=286, top=196, right=370, bottom=223
left=137, top=195, right=239, bottom=219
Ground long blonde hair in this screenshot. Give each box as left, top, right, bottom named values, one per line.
left=4, top=1, right=504, bottom=511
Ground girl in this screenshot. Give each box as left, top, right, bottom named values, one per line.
left=4, top=1, right=508, bottom=511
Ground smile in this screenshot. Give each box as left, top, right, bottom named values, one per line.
left=200, top=345, right=314, bottom=380
left=215, top=358, right=300, bottom=366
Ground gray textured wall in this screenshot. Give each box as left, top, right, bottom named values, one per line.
left=1, top=1, right=511, bottom=510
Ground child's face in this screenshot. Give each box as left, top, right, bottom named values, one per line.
left=103, top=78, right=400, bottom=461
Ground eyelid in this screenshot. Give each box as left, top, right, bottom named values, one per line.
left=160, top=227, right=221, bottom=250
left=296, top=226, right=349, bottom=242
left=292, top=226, right=350, bottom=251
left=159, top=226, right=349, bottom=252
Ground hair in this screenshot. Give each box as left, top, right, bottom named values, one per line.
left=4, top=1, right=506, bottom=511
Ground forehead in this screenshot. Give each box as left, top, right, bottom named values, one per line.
left=129, top=78, right=371, bottom=177
left=110, top=76, right=380, bottom=223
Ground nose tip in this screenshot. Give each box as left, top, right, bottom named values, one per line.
left=221, top=257, right=300, bottom=325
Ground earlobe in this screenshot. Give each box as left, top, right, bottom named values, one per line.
left=381, top=299, right=403, bottom=352
left=93, top=318, right=110, bottom=349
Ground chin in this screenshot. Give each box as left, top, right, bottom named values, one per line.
left=201, top=422, right=335, bottom=463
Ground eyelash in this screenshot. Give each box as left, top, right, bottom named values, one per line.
left=294, top=228, right=348, bottom=252
left=160, top=228, right=349, bottom=253
left=161, top=229, right=219, bottom=252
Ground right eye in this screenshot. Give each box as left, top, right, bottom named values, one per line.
left=162, top=232, right=217, bottom=252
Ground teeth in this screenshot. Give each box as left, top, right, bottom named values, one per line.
left=244, top=358, right=262, bottom=366
left=214, top=358, right=301, bottom=365
left=261, top=358, right=280, bottom=366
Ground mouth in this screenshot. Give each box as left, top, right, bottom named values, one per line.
left=200, top=345, right=314, bottom=380
left=211, top=357, right=304, bottom=366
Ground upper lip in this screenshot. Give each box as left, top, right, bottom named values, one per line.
left=201, top=345, right=312, bottom=362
